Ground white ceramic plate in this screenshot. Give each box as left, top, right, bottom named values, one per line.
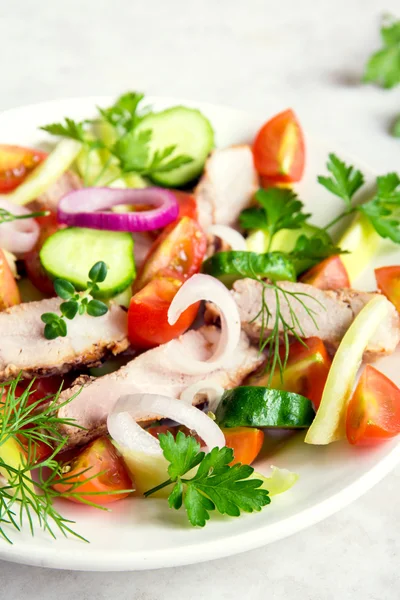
left=0, top=97, right=399, bottom=571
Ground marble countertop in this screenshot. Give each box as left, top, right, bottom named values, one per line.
left=0, top=0, right=399, bottom=597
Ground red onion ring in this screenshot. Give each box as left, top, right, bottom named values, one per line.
left=57, top=187, right=179, bottom=232
left=0, top=199, right=39, bottom=255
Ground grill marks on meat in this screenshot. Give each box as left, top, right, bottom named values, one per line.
left=56, top=326, right=264, bottom=448
left=195, top=145, right=258, bottom=231
left=205, top=279, right=400, bottom=359
left=0, top=298, right=129, bottom=380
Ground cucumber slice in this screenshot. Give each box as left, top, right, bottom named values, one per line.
left=40, top=227, right=135, bottom=299
left=202, top=251, right=296, bottom=288
left=135, top=107, right=214, bottom=187
left=215, top=386, right=315, bottom=429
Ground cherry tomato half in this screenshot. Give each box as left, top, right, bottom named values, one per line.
left=128, top=276, right=200, bottom=349
left=53, top=437, right=132, bottom=505
left=375, top=266, right=400, bottom=312
left=222, top=427, right=264, bottom=465
left=346, top=365, right=400, bottom=445
left=247, top=337, right=331, bottom=410
left=134, top=216, right=206, bottom=292
left=0, top=249, right=20, bottom=310
left=0, top=144, right=47, bottom=193
left=301, top=256, right=350, bottom=291
left=253, top=109, right=305, bottom=183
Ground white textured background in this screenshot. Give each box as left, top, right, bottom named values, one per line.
left=1, top=1, right=400, bottom=598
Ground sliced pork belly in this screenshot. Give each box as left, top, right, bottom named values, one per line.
left=0, top=298, right=128, bottom=380
left=56, top=326, right=264, bottom=448
left=195, top=145, right=258, bottom=230
left=205, top=279, right=400, bottom=360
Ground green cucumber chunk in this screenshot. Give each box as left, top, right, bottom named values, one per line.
left=215, top=386, right=315, bottom=429
left=40, top=227, right=135, bottom=299
left=202, top=251, right=296, bottom=287
left=135, top=106, right=214, bottom=187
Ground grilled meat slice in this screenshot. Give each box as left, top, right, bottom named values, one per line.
left=56, top=326, right=264, bottom=448
left=0, top=298, right=128, bottom=380
left=195, top=145, right=258, bottom=230
left=28, top=171, right=82, bottom=213
left=205, top=279, right=400, bottom=359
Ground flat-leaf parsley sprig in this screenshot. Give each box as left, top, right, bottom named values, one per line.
left=318, top=154, right=400, bottom=244
left=41, top=261, right=109, bottom=340
left=363, top=15, right=400, bottom=89
left=144, top=431, right=270, bottom=527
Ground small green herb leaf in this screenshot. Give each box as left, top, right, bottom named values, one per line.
left=359, top=173, right=400, bottom=243
left=364, top=16, right=400, bottom=89
left=87, top=299, right=108, bottom=317
left=159, top=431, right=204, bottom=481
left=240, top=188, right=310, bottom=251
left=54, top=279, right=75, bottom=300
left=40, top=312, right=59, bottom=325
left=40, top=118, right=89, bottom=143
left=317, top=153, right=364, bottom=206
left=392, top=115, right=400, bottom=138
left=60, top=301, right=79, bottom=320
left=98, top=92, right=145, bottom=134
left=44, top=319, right=66, bottom=340
left=112, top=129, right=151, bottom=173
left=88, top=261, right=108, bottom=284
left=289, top=233, right=346, bottom=274
left=168, top=480, right=183, bottom=510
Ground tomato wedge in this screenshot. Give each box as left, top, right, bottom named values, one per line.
left=134, top=217, right=206, bottom=292
left=253, top=109, right=305, bottom=183
left=53, top=437, right=132, bottom=504
left=301, top=256, right=350, bottom=291
left=129, top=217, right=206, bottom=348
left=0, top=144, right=47, bottom=193
left=0, top=249, right=20, bottom=310
left=128, top=276, right=200, bottom=349
left=375, top=266, right=400, bottom=312
left=346, top=365, right=400, bottom=445
left=248, top=337, right=331, bottom=410
left=24, top=211, right=60, bottom=296
left=222, top=427, right=264, bottom=465
left=173, top=191, right=198, bottom=221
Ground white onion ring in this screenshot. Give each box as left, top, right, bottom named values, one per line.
left=0, top=199, right=39, bottom=255
left=208, top=224, right=247, bottom=251
left=107, top=393, right=225, bottom=456
left=167, top=273, right=241, bottom=374
left=180, top=380, right=224, bottom=413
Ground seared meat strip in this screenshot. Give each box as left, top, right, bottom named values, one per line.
left=205, top=279, right=400, bottom=360
left=56, top=326, right=264, bottom=448
left=195, top=145, right=258, bottom=230
left=28, top=171, right=82, bottom=213
left=0, top=298, right=128, bottom=380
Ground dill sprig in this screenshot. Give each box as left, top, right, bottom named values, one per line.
left=0, top=376, right=132, bottom=544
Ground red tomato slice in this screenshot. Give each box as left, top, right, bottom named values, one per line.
left=53, top=437, right=132, bottom=505
left=134, top=216, right=206, bottom=292
left=375, top=266, right=400, bottom=312
left=248, top=337, right=331, bottom=410
left=222, top=427, right=264, bottom=465
left=301, top=256, right=350, bottom=291
left=173, top=191, right=198, bottom=221
left=128, top=276, right=200, bottom=349
left=0, top=249, right=20, bottom=310
left=346, top=365, right=400, bottom=445
left=24, top=211, right=60, bottom=296
left=253, top=109, right=305, bottom=183
left=0, top=144, right=47, bottom=193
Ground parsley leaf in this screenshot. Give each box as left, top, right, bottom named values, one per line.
left=359, top=173, right=400, bottom=243
left=289, top=232, right=346, bottom=274
left=144, top=432, right=270, bottom=527
left=40, top=118, right=89, bottom=143
left=317, top=153, right=364, bottom=207
left=240, top=188, right=311, bottom=251
left=364, top=16, right=400, bottom=89
left=98, top=92, right=146, bottom=134
left=111, top=129, right=152, bottom=173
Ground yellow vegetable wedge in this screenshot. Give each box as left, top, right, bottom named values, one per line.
left=305, top=295, right=389, bottom=445
left=0, top=436, right=33, bottom=492
left=0, top=139, right=82, bottom=206
left=338, top=213, right=381, bottom=284
left=118, top=447, right=170, bottom=497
